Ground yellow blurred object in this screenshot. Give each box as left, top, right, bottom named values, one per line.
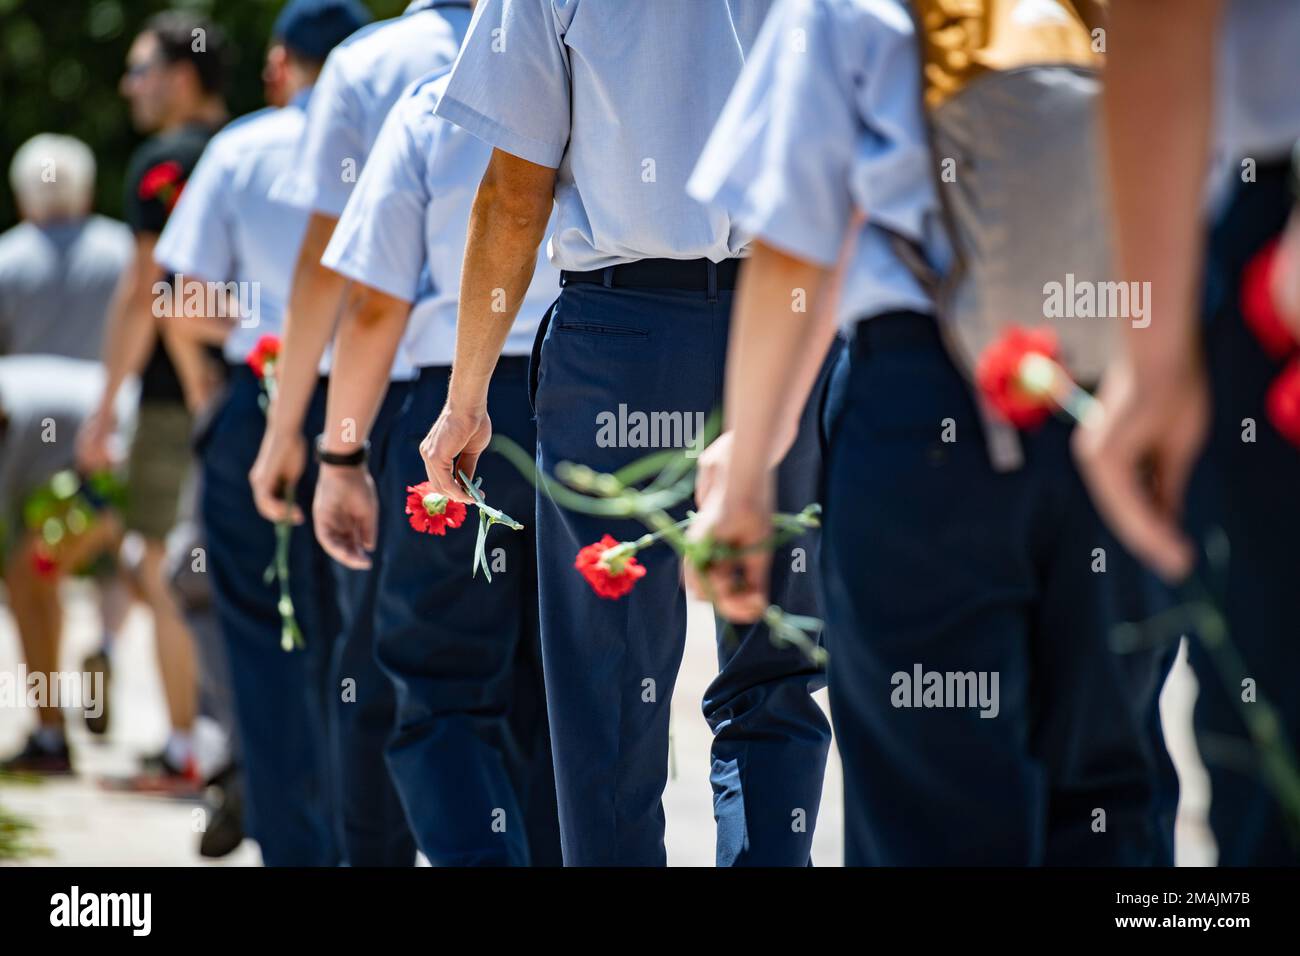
left=913, top=0, right=1104, bottom=109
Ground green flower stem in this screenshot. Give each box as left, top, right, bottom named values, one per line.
left=1181, top=576, right=1300, bottom=842
left=458, top=470, right=524, bottom=530
left=488, top=429, right=827, bottom=666
left=457, top=471, right=526, bottom=582
left=1017, top=353, right=1100, bottom=425
left=604, top=517, right=694, bottom=562
left=1115, top=573, right=1300, bottom=844
left=1017, top=360, right=1300, bottom=838
left=494, top=435, right=698, bottom=517
left=257, top=365, right=302, bottom=652
left=764, top=606, right=828, bottom=667
left=272, top=482, right=303, bottom=652
left=1021, top=351, right=1300, bottom=842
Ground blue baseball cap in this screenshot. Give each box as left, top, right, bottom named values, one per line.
left=273, top=0, right=372, bottom=62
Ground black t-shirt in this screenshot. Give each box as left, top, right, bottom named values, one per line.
left=124, top=123, right=220, bottom=403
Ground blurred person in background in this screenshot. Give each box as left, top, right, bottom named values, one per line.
left=152, top=8, right=338, bottom=859
left=1076, top=0, right=1300, bottom=865
left=75, top=12, right=229, bottom=795
left=252, top=0, right=476, bottom=867
left=312, top=63, right=562, bottom=866
left=0, top=135, right=132, bottom=360
left=154, top=0, right=373, bottom=866
left=0, top=133, right=133, bottom=772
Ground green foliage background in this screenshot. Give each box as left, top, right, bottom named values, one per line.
left=0, top=0, right=409, bottom=232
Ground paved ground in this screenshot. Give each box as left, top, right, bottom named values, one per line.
left=1, top=579, right=1213, bottom=866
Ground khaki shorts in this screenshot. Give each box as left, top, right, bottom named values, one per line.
left=124, top=401, right=193, bottom=540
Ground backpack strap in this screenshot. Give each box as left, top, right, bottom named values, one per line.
left=897, top=1, right=1028, bottom=471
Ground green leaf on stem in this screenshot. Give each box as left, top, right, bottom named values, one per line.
left=457, top=470, right=525, bottom=582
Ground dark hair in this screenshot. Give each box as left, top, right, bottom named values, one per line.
left=282, top=46, right=328, bottom=74
left=143, top=12, right=229, bottom=96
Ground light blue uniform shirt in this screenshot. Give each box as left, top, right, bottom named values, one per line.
left=269, top=0, right=473, bottom=218
left=322, top=72, right=560, bottom=368
left=155, top=93, right=324, bottom=368
left=689, top=0, right=949, bottom=331
left=435, top=0, right=777, bottom=271
left=1217, top=0, right=1300, bottom=162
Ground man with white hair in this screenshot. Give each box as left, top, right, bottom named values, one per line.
left=0, top=132, right=131, bottom=773
left=0, top=134, right=131, bottom=360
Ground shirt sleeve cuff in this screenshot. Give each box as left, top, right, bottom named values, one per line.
left=434, top=97, right=566, bottom=169
left=692, top=173, right=844, bottom=269
left=320, top=247, right=416, bottom=304
left=152, top=247, right=223, bottom=285
left=270, top=171, right=350, bottom=218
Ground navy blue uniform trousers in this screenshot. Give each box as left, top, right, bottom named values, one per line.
left=328, top=380, right=418, bottom=866
left=1187, top=160, right=1300, bottom=865
left=199, top=367, right=339, bottom=866
left=821, top=313, right=1172, bottom=865
left=532, top=279, right=832, bottom=866
left=375, top=358, right=561, bottom=866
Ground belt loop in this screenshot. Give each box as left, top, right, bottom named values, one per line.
left=602, top=266, right=614, bottom=289
left=707, top=261, right=718, bottom=303
left=559, top=271, right=568, bottom=288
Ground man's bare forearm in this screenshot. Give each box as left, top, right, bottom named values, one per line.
left=723, top=241, right=836, bottom=498
left=154, top=270, right=223, bottom=412
left=271, top=212, right=346, bottom=437
left=448, top=149, right=556, bottom=411
left=321, top=284, right=409, bottom=453
left=98, top=237, right=162, bottom=413
left=1104, top=0, right=1223, bottom=366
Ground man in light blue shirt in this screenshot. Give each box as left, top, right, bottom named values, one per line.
left=686, top=0, right=1167, bottom=865
left=152, top=0, right=372, bottom=867
left=248, top=0, right=475, bottom=867
left=312, top=69, right=561, bottom=865
left=420, top=0, right=834, bottom=867
left=1076, top=0, right=1300, bottom=866
left=251, top=0, right=474, bottom=523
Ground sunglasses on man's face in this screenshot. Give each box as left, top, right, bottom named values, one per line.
left=124, top=57, right=164, bottom=81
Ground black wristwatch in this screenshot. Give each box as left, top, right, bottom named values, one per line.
left=314, top=434, right=369, bottom=467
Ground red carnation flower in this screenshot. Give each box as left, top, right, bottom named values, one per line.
left=574, top=534, right=647, bottom=600
left=247, top=334, right=282, bottom=380
left=1266, top=358, right=1300, bottom=447
left=31, top=546, right=58, bottom=580
left=975, top=325, right=1062, bottom=429
left=405, top=481, right=468, bottom=535
left=138, top=160, right=184, bottom=206
left=1240, top=239, right=1298, bottom=360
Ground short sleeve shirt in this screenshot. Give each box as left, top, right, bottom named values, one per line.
left=124, top=122, right=220, bottom=401
left=154, top=97, right=321, bottom=368
left=689, top=0, right=949, bottom=328
left=435, top=0, right=779, bottom=270
left=323, top=71, right=559, bottom=368
left=270, top=2, right=473, bottom=218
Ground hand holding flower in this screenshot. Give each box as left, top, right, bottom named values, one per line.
left=684, top=477, right=775, bottom=625
left=418, top=404, right=492, bottom=505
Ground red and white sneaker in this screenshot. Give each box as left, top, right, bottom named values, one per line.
left=99, top=751, right=204, bottom=799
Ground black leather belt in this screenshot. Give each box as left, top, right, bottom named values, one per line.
left=561, top=257, right=743, bottom=293
left=851, top=311, right=943, bottom=359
